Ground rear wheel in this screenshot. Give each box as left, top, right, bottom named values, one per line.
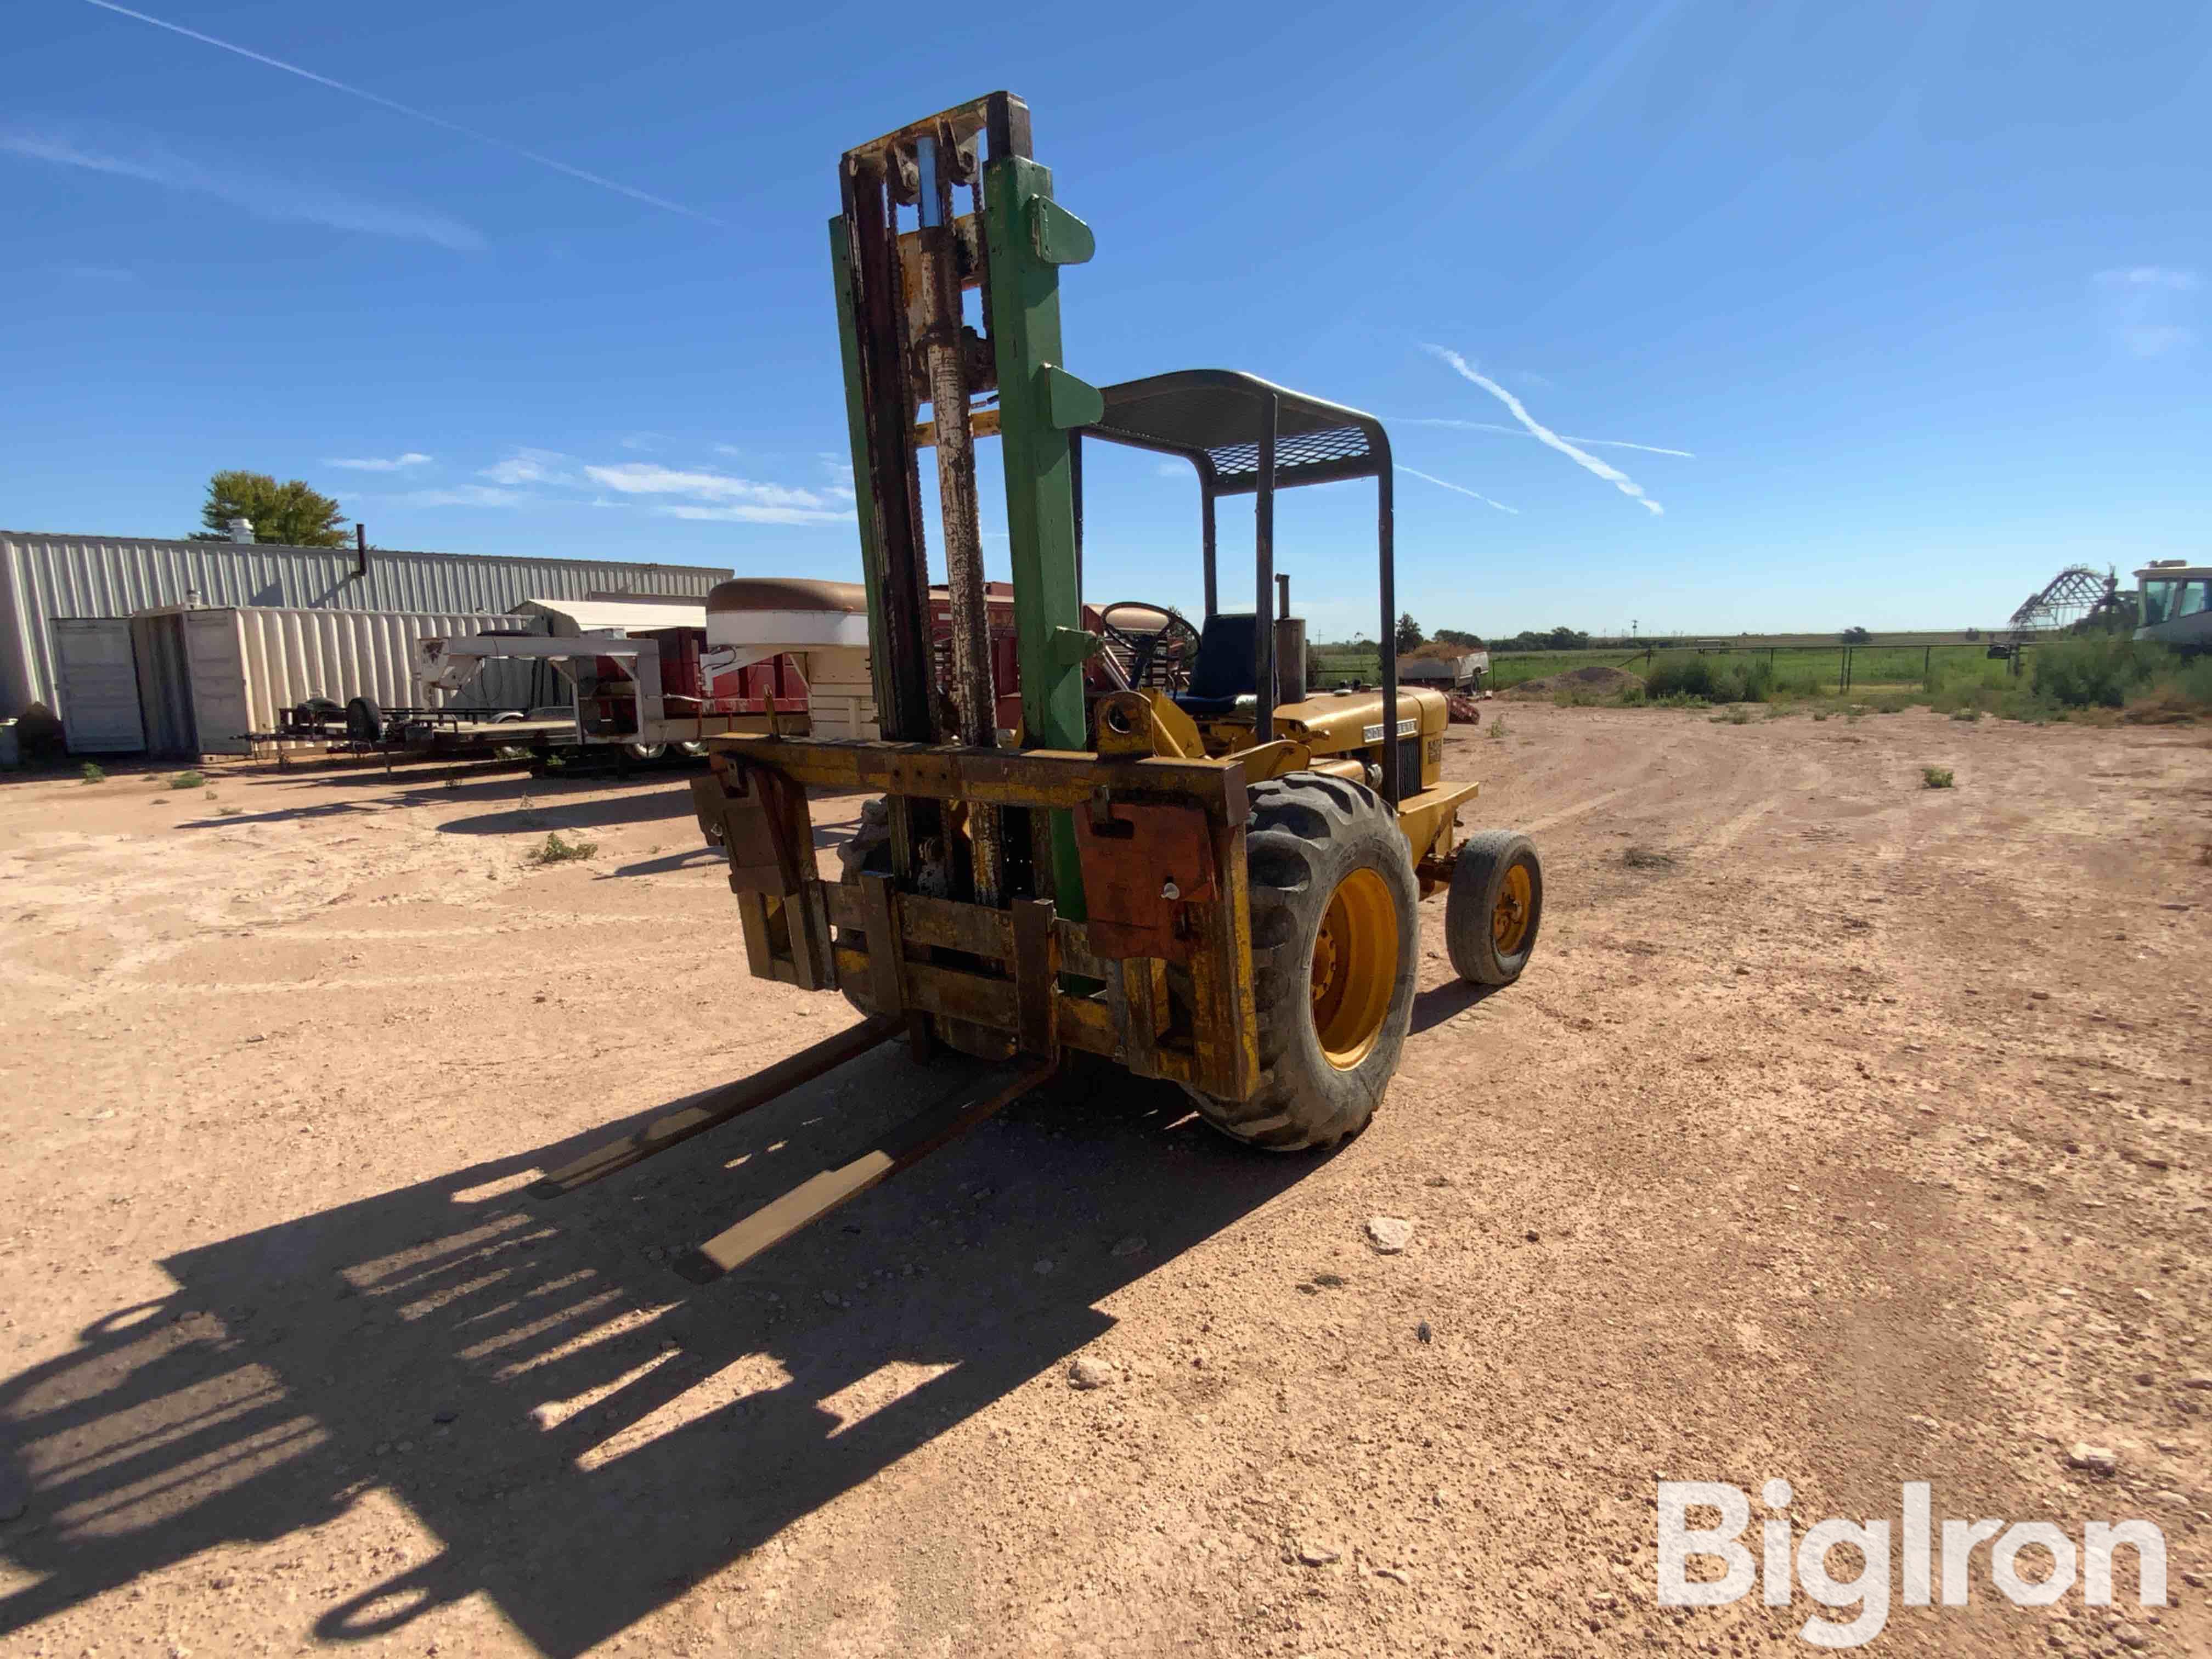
left=1183, top=772, right=1418, bottom=1151
left=1445, top=829, right=1542, bottom=985
left=343, top=695, right=383, bottom=744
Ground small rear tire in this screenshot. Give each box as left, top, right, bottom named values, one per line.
left=1445, top=829, right=1542, bottom=986
left=1183, top=772, right=1419, bottom=1152
left=343, top=696, right=383, bottom=744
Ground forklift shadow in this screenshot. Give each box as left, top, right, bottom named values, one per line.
left=435, top=786, right=704, bottom=837
left=0, top=1049, right=1323, bottom=1656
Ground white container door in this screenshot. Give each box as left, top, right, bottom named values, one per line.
left=183, top=610, right=252, bottom=755
left=53, top=618, right=145, bottom=753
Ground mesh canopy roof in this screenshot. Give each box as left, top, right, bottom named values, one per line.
left=1086, top=370, right=1389, bottom=490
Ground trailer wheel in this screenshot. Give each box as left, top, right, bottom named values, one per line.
left=1182, top=772, right=1418, bottom=1152
left=1444, top=829, right=1542, bottom=986
left=344, top=696, right=383, bottom=744
left=627, top=742, right=668, bottom=763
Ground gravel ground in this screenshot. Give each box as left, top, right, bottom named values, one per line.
left=0, top=704, right=2205, bottom=1658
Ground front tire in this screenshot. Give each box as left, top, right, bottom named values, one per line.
left=1184, top=773, right=1419, bottom=1151
left=1445, top=829, right=1542, bottom=985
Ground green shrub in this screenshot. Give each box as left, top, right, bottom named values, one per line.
left=170, top=771, right=204, bottom=790
left=1922, top=766, right=1954, bottom=789
left=2030, top=639, right=2169, bottom=708
left=78, top=761, right=105, bottom=783
left=1645, top=656, right=1775, bottom=703
left=528, top=831, right=598, bottom=865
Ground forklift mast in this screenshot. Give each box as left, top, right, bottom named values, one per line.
left=829, top=92, right=1102, bottom=913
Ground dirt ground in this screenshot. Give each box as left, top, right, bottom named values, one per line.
left=0, top=706, right=2205, bottom=1659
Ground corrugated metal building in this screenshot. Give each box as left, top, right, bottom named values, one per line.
left=0, top=531, right=730, bottom=720
left=80, top=606, right=551, bottom=757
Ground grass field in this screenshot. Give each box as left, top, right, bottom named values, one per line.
left=1309, top=642, right=2013, bottom=695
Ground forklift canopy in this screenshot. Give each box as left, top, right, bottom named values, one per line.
left=1080, top=369, right=1404, bottom=798
left=1086, top=370, right=1390, bottom=496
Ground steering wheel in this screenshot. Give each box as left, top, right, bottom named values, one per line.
left=1094, top=601, right=1201, bottom=690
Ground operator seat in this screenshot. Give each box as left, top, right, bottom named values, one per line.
left=1171, top=612, right=1259, bottom=718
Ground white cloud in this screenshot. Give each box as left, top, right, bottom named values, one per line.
left=658, top=504, right=855, bottom=527
left=1396, top=416, right=1695, bottom=459
left=1423, top=347, right=1664, bottom=516
left=584, top=462, right=839, bottom=512
left=387, top=485, right=528, bottom=507
left=78, top=0, right=727, bottom=228
left=326, top=452, right=432, bottom=471
left=481, top=449, right=572, bottom=486
left=2098, top=266, right=2199, bottom=291
left=1397, top=465, right=1517, bottom=514
left=1, top=127, right=485, bottom=251
left=404, top=446, right=858, bottom=524
left=2095, top=266, right=2199, bottom=358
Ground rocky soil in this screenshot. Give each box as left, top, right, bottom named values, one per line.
left=0, top=704, right=2205, bottom=1657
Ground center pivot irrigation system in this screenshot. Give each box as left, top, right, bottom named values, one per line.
left=533, top=93, right=1545, bottom=1280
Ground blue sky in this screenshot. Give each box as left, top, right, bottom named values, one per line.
left=4, top=0, right=2207, bottom=640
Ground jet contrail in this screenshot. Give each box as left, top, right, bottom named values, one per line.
left=1397, top=466, right=1518, bottom=514
left=78, top=0, right=727, bottom=228
left=1398, top=416, right=1694, bottom=459
left=1422, top=347, right=1665, bottom=515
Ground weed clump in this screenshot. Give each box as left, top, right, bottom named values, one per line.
left=78, top=761, right=105, bottom=783
left=1922, top=766, right=1955, bottom=789
left=528, top=831, right=599, bottom=865
left=1645, top=656, right=1775, bottom=704
left=1623, top=845, right=1677, bottom=870
left=170, top=771, right=204, bottom=790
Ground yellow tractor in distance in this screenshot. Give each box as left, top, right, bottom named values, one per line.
left=532, top=93, right=1543, bottom=1280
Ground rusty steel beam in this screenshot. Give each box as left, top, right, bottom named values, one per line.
left=673, top=1056, right=1059, bottom=1282
left=528, top=1018, right=899, bottom=1198
left=915, top=124, right=1005, bottom=905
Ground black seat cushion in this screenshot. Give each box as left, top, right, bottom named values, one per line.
left=1171, top=612, right=1257, bottom=718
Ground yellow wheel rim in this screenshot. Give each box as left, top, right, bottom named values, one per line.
left=1492, top=861, right=1533, bottom=957
left=1310, top=866, right=1398, bottom=1070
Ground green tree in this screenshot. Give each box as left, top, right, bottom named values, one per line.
left=1433, top=627, right=1486, bottom=648
left=191, top=471, right=348, bottom=547
left=1394, top=612, right=1424, bottom=654
left=1839, top=625, right=1872, bottom=644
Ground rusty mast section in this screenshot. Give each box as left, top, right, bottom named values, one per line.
left=830, top=93, right=1098, bottom=910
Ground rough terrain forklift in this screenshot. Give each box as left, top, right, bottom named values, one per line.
left=533, top=93, right=1542, bottom=1280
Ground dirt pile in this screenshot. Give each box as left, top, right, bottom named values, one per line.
left=1503, top=663, right=1644, bottom=698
